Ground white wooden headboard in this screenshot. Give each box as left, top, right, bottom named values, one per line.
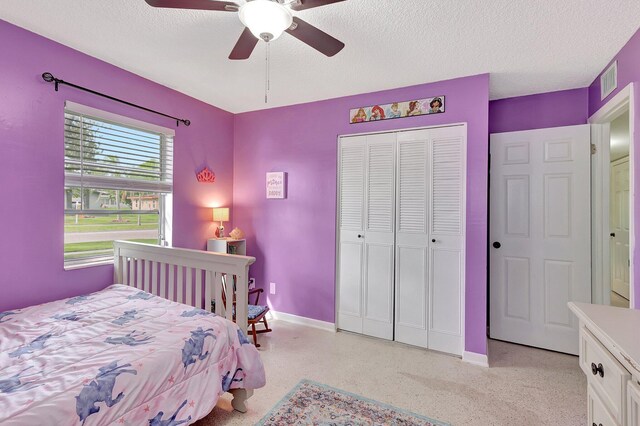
left=113, top=241, right=256, bottom=333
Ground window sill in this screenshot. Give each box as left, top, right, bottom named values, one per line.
left=64, top=258, right=113, bottom=271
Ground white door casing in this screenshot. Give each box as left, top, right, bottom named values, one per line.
left=490, top=125, right=591, bottom=355
left=611, top=157, right=630, bottom=300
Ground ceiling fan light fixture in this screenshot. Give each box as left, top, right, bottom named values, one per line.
left=239, top=0, right=293, bottom=42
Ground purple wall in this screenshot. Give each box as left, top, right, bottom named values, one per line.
left=589, top=26, right=640, bottom=309
left=489, top=88, right=589, bottom=134
left=233, top=74, right=490, bottom=355
left=0, top=20, right=234, bottom=312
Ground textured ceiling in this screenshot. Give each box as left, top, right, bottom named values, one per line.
left=1, top=0, right=639, bottom=113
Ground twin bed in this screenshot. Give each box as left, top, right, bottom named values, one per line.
left=0, top=241, right=265, bottom=425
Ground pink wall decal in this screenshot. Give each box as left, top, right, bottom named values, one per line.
left=196, top=166, right=216, bottom=183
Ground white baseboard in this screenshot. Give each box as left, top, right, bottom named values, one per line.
left=268, top=310, right=336, bottom=332
left=462, top=351, right=489, bottom=367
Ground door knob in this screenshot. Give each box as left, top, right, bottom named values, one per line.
left=432, top=239, right=436, bottom=243
left=591, top=362, right=604, bottom=378
left=357, top=234, right=364, bottom=239
left=610, top=232, right=616, bottom=237
left=493, top=242, right=501, bottom=249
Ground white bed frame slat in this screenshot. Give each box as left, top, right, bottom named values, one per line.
left=121, top=257, right=129, bottom=285
left=168, top=264, right=175, bottom=302
left=214, top=273, right=223, bottom=316
left=136, top=259, right=142, bottom=289
left=113, top=241, right=255, bottom=333
left=186, top=267, right=193, bottom=306
left=195, top=270, right=203, bottom=310
left=177, top=266, right=184, bottom=304
left=149, top=261, right=156, bottom=295
left=129, top=258, right=135, bottom=287
left=159, top=263, right=166, bottom=299
left=143, top=260, right=150, bottom=293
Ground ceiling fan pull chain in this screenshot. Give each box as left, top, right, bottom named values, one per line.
left=264, top=42, right=271, bottom=104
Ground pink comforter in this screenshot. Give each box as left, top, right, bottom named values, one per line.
left=0, top=284, right=265, bottom=425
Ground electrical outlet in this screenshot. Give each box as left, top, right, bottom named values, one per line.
left=248, top=278, right=256, bottom=290
left=270, top=282, right=276, bottom=295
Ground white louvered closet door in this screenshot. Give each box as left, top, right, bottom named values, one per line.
left=395, top=130, right=430, bottom=348
left=427, top=126, right=465, bottom=356
left=338, top=125, right=465, bottom=354
left=362, top=133, right=396, bottom=340
left=337, top=133, right=396, bottom=340
left=337, top=135, right=367, bottom=335
left=394, top=126, right=465, bottom=355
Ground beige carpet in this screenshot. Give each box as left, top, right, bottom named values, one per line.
left=195, top=321, right=586, bottom=425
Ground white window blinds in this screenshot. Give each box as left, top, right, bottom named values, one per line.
left=64, top=109, right=174, bottom=197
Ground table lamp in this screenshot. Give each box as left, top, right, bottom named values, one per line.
left=213, top=207, right=230, bottom=238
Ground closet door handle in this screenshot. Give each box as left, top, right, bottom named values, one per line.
left=610, top=232, right=616, bottom=237
left=431, top=239, right=437, bottom=243
left=357, top=234, right=364, bottom=239
left=493, top=242, right=501, bottom=249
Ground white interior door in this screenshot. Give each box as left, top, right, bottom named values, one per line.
left=490, top=125, right=591, bottom=355
left=611, top=157, right=630, bottom=300
left=337, top=133, right=395, bottom=340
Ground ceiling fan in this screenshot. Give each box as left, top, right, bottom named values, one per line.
left=144, top=0, right=346, bottom=60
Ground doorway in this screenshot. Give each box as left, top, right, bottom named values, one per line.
left=590, top=83, right=635, bottom=309
left=610, top=113, right=630, bottom=307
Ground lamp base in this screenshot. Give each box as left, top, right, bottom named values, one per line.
left=216, top=225, right=225, bottom=238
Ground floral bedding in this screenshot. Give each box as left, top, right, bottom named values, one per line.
left=0, top=284, right=265, bottom=425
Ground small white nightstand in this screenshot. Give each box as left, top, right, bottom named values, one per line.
left=207, top=238, right=246, bottom=255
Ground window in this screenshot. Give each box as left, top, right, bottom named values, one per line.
left=64, top=102, right=173, bottom=268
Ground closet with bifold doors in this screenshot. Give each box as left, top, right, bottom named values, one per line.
left=336, top=124, right=466, bottom=356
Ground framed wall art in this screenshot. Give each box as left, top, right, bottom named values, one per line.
left=349, top=95, right=445, bottom=124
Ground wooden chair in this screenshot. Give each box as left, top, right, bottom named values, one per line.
left=245, top=288, right=272, bottom=347
left=216, top=278, right=272, bottom=347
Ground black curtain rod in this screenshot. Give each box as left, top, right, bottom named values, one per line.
left=41, top=72, right=191, bottom=127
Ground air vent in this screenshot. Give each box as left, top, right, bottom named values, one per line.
left=600, top=61, right=618, bottom=101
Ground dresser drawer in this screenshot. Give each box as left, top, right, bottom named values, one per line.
left=580, top=327, right=631, bottom=424
left=589, top=384, right=620, bottom=426
left=629, top=380, right=640, bottom=426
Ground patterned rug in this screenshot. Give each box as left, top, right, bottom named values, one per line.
left=256, top=379, right=449, bottom=425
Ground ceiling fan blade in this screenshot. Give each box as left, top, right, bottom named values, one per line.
left=289, top=0, right=346, bottom=11
left=285, top=17, right=345, bottom=57
left=229, top=27, right=259, bottom=60
left=144, top=0, right=238, bottom=11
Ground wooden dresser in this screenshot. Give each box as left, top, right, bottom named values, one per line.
left=569, top=302, right=640, bottom=426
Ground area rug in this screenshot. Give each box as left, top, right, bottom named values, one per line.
left=256, top=379, right=449, bottom=425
